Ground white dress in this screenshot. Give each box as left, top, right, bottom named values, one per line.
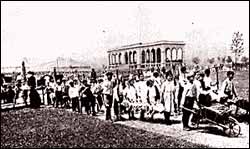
left=161, top=80, right=176, bottom=113
left=147, top=85, right=164, bottom=113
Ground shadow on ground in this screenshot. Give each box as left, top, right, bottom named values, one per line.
left=194, top=125, right=227, bottom=136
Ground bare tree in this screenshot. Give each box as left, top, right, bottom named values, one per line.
left=231, top=31, right=244, bottom=69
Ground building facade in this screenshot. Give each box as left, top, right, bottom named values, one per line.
left=107, top=40, right=185, bottom=72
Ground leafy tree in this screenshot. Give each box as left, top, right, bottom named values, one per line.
left=231, top=31, right=244, bottom=69
left=192, top=57, right=200, bottom=65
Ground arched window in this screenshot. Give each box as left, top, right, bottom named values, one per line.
left=146, top=49, right=150, bottom=63
left=111, top=54, right=114, bottom=64
left=108, top=53, right=111, bottom=65
left=119, top=53, right=122, bottom=64
left=133, top=51, right=137, bottom=64
left=129, top=51, right=133, bottom=64
left=113, top=54, right=116, bottom=64
left=141, top=50, right=145, bottom=63
left=157, top=48, right=161, bottom=63
left=172, top=48, right=177, bottom=61
left=124, top=52, right=128, bottom=64
left=165, top=48, right=171, bottom=61
left=151, top=49, right=155, bottom=63
left=177, top=48, right=182, bottom=60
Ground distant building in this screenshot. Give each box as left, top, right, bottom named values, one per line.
left=107, top=40, right=185, bottom=72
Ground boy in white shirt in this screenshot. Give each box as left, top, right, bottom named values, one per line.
left=68, top=81, right=80, bottom=112
left=180, top=72, right=198, bottom=130
left=102, top=72, right=115, bottom=121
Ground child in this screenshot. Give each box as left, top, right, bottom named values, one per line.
left=161, top=71, right=176, bottom=125
left=123, top=78, right=138, bottom=120
left=180, top=71, right=197, bottom=130
left=219, top=71, right=238, bottom=104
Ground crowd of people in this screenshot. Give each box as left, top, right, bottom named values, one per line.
left=1, top=67, right=239, bottom=130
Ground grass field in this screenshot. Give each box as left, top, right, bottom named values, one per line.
left=1, top=108, right=209, bottom=148
left=210, top=70, right=249, bottom=101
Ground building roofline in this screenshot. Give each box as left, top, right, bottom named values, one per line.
left=107, top=40, right=185, bottom=52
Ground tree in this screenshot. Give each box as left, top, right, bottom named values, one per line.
left=231, top=31, right=244, bottom=69
left=207, top=58, right=215, bottom=65
left=192, top=57, right=200, bottom=65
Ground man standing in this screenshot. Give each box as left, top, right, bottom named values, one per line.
left=102, top=72, right=115, bottom=121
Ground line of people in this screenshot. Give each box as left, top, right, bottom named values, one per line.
left=1, top=67, right=238, bottom=131
left=94, top=67, right=239, bottom=130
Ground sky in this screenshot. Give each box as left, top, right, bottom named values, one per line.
left=1, top=1, right=249, bottom=67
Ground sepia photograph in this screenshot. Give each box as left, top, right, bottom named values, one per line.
left=1, top=1, right=249, bottom=148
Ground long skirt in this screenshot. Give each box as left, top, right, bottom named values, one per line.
left=29, top=88, right=41, bottom=108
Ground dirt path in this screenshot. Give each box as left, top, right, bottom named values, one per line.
left=95, top=112, right=249, bottom=148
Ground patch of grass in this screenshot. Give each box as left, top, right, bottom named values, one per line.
left=211, top=70, right=249, bottom=101
left=1, top=108, right=209, bottom=148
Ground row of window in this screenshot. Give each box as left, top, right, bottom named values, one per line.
left=109, top=47, right=183, bottom=65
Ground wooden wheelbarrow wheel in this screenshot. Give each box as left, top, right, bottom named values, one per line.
left=224, top=116, right=241, bottom=137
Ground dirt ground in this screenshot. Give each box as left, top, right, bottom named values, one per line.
left=108, top=113, right=249, bottom=148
